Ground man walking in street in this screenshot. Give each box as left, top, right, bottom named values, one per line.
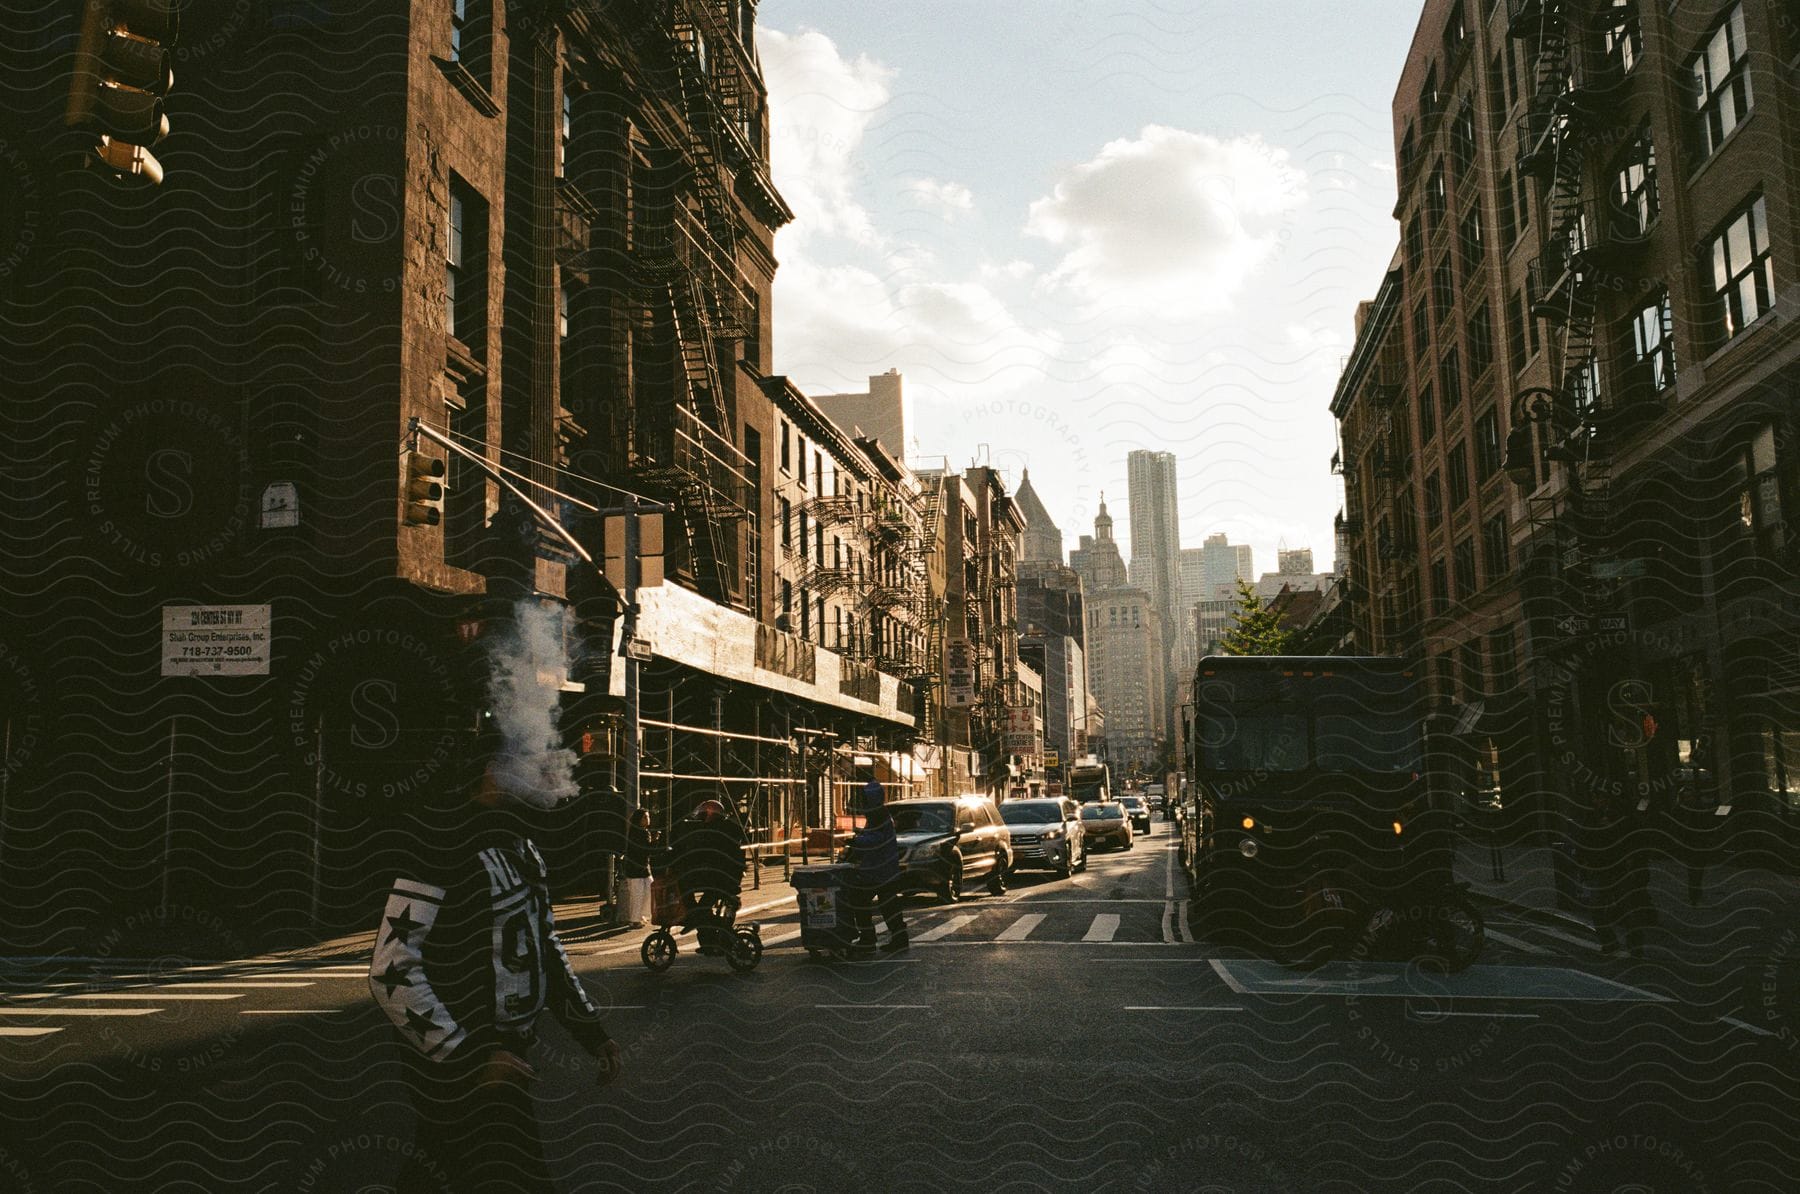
left=846, top=780, right=909, bottom=955
left=369, top=741, right=623, bottom=1193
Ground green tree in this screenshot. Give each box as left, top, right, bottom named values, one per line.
left=1219, top=578, right=1295, bottom=656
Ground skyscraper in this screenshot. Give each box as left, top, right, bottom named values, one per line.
left=1126, top=450, right=1182, bottom=640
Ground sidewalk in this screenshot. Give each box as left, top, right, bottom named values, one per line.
left=1455, top=837, right=1800, bottom=958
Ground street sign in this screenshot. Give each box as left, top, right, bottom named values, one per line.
left=624, top=637, right=654, bottom=662
left=1555, top=614, right=1591, bottom=637
left=1044, top=750, right=1060, bottom=768
left=1596, top=613, right=1630, bottom=633
left=946, top=638, right=976, bottom=707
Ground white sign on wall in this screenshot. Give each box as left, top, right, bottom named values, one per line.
left=162, top=605, right=272, bottom=676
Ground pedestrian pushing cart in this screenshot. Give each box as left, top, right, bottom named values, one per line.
left=791, top=863, right=857, bottom=960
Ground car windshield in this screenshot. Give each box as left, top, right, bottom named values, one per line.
left=1001, top=803, right=1060, bottom=824
left=890, top=805, right=954, bottom=835
left=1081, top=804, right=1121, bottom=820
left=1119, top=797, right=1144, bottom=808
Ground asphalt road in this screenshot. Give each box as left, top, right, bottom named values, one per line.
left=3, top=816, right=1796, bottom=1192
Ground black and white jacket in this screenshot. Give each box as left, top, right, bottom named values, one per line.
left=369, top=825, right=609, bottom=1064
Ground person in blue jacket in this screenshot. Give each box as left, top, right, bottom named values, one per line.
left=846, top=781, right=909, bottom=955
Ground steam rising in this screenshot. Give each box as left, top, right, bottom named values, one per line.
left=485, top=600, right=579, bottom=809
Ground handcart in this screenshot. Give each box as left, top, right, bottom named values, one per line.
left=791, top=864, right=858, bottom=960
left=640, top=871, right=762, bottom=974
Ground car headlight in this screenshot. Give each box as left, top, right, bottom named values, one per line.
left=1042, top=828, right=1063, bottom=840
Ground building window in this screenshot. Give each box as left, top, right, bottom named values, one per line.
left=1426, top=164, right=1447, bottom=228
left=1430, top=558, right=1451, bottom=615
left=559, top=88, right=573, bottom=178
left=1706, top=194, right=1775, bottom=345
left=1451, top=104, right=1476, bottom=172
left=449, top=0, right=491, bottom=84
left=1419, top=379, right=1437, bottom=444
left=1453, top=536, right=1478, bottom=595
left=1735, top=424, right=1786, bottom=559
left=1474, top=408, right=1502, bottom=480
left=1439, top=346, right=1462, bottom=416
left=778, top=421, right=791, bottom=472
left=446, top=176, right=486, bottom=347
left=1468, top=301, right=1494, bottom=379
left=1497, top=170, right=1518, bottom=247
left=1601, top=0, right=1642, bottom=77
left=557, top=284, right=570, bottom=340
left=1447, top=442, right=1471, bottom=507
left=1516, top=287, right=1539, bottom=358
left=1515, top=172, right=1531, bottom=235
left=779, top=496, right=792, bottom=548
left=1690, top=5, right=1752, bottom=160
left=799, top=588, right=810, bottom=638
left=1442, top=2, right=1468, bottom=61
left=796, top=438, right=807, bottom=484
left=1459, top=639, right=1485, bottom=699
left=1405, top=214, right=1424, bottom=272
left=1458, top=208, right=1483, bottom=279
left=1506, top=289, right=1527, bottom=369
left=797, top=509, right=810, bottom=562
left=1626, top=289, right=1677, bottom=396
left=1610, top=122, right=1658, bottom=239
left=1424, top=472, right=1444, bottom=518
left=1488, top=627, right=1517, bottom=689
left=1412, top=299, right=1430, bottom=358
left=1431, top=259, right=1454, bottom=324
left=1481, top=514, right=1510, bottom=578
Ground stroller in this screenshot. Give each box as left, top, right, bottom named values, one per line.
left=640, top=867, right=763, bottom=973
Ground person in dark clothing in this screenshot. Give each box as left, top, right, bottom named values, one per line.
left=669, top=796, right=746, bottom=950
left=846, top=783, right=909, bottom=955
left=1586, top=791, right=1655, bottom=957
left=370, top=755, right=623, bottom=1194
left=620, top=808, right=656, bottom=927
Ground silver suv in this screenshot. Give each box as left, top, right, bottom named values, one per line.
left=1000, top=797, right=1088, bottom=878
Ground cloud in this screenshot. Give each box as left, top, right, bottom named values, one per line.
left=903, top=177, right=975, bottom=220
left=760, top=28, right=895, bottom=247
left=1024, top=126, right=1308, bottom=318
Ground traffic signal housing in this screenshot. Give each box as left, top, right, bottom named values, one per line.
left=65, top=0, right=178, bottom=185
left=403, top=450, right=448, bottom=527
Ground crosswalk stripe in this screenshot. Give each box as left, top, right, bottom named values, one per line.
left=1528, top=924, right=1604, bottom=952
left=1483, top=929, right=1552, bottom=955
left=0, top=1026, right=63, bottom=1036
left=912, top=915, right=977, bottom=943
left=1084, top=914, right=1121, bottom=942
left=60, top=993, right=246, bottom=1001
left=0, top=1007, right=163, bottom=1016
left=996, top=914, right=1046, bottom=941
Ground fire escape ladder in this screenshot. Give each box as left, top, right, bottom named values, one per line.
left=675, top=474, right=731, bottom=605
left=667, top=277, right=728, bottom=434
left=672, top=21, right=740, bottom=272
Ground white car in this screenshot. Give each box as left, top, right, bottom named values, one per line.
left=1000, top=797, right=1088, bottom=878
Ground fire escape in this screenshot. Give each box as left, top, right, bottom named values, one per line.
left=1510, top=0, right=1621, bottom=636
left=802, top=482, right=935, bottom=682
left=628, top=4, right=757, bottom=608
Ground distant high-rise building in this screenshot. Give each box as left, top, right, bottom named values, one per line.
left=1182, top=533, right=1256, bottom=611
left=1084, top=587, right=1166, bottom=771
left=1069, top=495, right=1128, bottom=593
left=1127, top=451, right=1182, bottom=744
left=815, top=369, right=906, bottom=460
left=1278, top=547, right=1315, bottom=575
left=1012, top=469, right=1064, bottom=565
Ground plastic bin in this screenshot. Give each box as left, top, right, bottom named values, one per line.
left=791, top=864, right=857, bottom=956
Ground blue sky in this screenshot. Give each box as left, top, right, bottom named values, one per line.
left=757, top=2, right=1425, bottom=574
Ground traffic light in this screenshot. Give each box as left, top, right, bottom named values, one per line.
left=65, top=1, right=178, bottom=186
left=403, top=450, right=448, bottom=527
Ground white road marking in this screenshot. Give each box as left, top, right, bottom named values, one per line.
left=996, top=914, right=1046, bottom=942
left=1720, top=1016, right=1775, bottom=1037
left=154, top=982, right=316, bottom=990
left=1209, top=959, right=1250, bottom=994
left=1483, top=929, right=1552, bottom=955
left=0, top=1007, right=163, bottom=1017
left=1161, top=904, right=1175, bottom=944
left=1529, top=924, right=1606, bottom=952
left=912, top=915, right=978, bottom=943
left=1431, top=1011, right=1540, bottom=1020
left=0, top=1027, right=62, bottom=1036
left=1083, top=914, right=1121, bottom=942
left=59, top=993, right=246, bottom=1001
left=815, top=1004, right=930, bottom=1010
left=1177, top=897, right=1192, bottom=944
left=241, top=1010, right=338, bottom=1015
left=1124, top=1005, right=1245, bottom=1013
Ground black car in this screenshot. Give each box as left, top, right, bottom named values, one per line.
left=887, top=796, right=1013, bottom=903
left=1117, top=794, right=1153, bottom=835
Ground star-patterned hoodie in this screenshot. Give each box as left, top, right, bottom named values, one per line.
left=368, top=813, right=610, bottom=1065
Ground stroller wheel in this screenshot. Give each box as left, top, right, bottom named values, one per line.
left=641, top=929, right=677, bottom=972
left=727, top=927, right=763, bottom=973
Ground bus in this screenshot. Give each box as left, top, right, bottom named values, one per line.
left=1068, top=757, right=1112, bottom=804
left=1180, top=656, right=1434, bottom=932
